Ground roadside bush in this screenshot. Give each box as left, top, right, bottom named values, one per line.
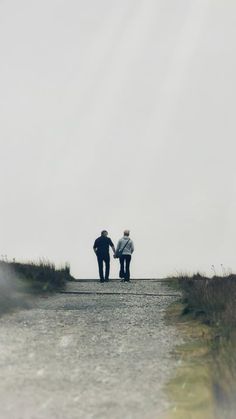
left=177, top=273, right=236, bottom=327
left=176, top=273, right=236, bottom=417
left=0, top=260, right=73, bottom=293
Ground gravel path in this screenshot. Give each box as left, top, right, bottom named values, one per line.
left=0, top=280, right=181, bottom=419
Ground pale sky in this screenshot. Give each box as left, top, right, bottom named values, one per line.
left=1, top=0, right=236, bottom=278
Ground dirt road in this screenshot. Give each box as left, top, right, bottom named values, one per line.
left=0, top=280, right=181, bottom=419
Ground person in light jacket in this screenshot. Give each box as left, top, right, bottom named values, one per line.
left=115, top=230, right=134, bottom=282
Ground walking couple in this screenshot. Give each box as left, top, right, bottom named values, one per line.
left=93, top=230, right=134, bottom=282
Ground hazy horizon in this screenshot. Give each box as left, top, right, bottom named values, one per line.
left=1, top=1, right=236, bottom=279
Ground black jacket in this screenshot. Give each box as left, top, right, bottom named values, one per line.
left=93, top=236, right=114, bottom=256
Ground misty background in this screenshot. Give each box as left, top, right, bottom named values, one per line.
left=0, top=0, right=236, bottom=278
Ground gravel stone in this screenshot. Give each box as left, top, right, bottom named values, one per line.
left=0, top=280, right=182, bottom=419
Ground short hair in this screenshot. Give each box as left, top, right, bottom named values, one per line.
left=101, top=230, right=108, bottom=235
left=124, top=230, right=130, bottom=236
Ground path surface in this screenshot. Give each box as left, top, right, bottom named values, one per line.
left=0, top=280, right=182, bottom=419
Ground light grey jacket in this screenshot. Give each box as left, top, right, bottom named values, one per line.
left=116, top=237, right=134, bottom=256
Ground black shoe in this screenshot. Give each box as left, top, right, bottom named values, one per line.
left=100, top=279, right=105, bottom=283
left=104, top=279, right=109, bottom=282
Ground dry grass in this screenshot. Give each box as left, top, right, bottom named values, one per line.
left=0, top=259, right=73, bottom=293
left=174, top=273, right=236, bottom=417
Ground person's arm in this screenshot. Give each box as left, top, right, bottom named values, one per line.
left=113, top=239, right=120, bottom=258
left=109, top=239, right=116, bottom=255
left=130, top=240, right=134, bottom=254
left=115, top=239, right=122, bottom=254
left=93, top=240, right=98, bottom=255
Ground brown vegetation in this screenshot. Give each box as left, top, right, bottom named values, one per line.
left=176, top=273, right=236, bottom=418
left=0, top=259, right=73, bottom=292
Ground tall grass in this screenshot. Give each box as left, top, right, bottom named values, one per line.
left=0, top=259, right=73, bottom=292
left=176, top=273, right=236, bottom=417
left=177, top=273, right=236, bottom=328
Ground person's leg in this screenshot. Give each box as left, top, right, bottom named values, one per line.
left=119, top=256, right=125, bottom=279
left=97, top=255, right=104, bottom=281
left=124, top=255, right=131, bottom=281
left=104, top=255, right=110, bottom=281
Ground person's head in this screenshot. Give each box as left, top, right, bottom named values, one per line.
left=101, top=230, right=108, bottom=237
left=124, top=230, right=130, bottom=237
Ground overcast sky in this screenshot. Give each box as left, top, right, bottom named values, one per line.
left=1, top=0, right=236, bottom=278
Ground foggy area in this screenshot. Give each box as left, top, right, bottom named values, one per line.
left=0, top=263, right=31, bottom=314
left=1, top=2, right=236, bottom=277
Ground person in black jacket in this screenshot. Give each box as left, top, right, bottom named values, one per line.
left=93, top=230, right=115, bottom=282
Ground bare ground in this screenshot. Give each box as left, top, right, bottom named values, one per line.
left=0, top=279, right=182, bottom=419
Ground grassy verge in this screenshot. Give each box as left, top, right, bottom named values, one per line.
left=165, top=274, right=236, bottom=419
left=0, top=260, right=74, bottom=293
left=165, top=302, right=214, bottom=419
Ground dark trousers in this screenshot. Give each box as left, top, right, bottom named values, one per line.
left=119, top=255, right=132, bottom=280
left=97, top=254, right=110, bottom=281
